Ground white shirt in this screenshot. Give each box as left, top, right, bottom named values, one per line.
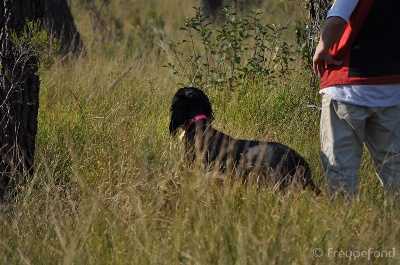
left=320, top=0, right=400, bottom=107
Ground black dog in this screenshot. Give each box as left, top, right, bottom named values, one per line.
left=169, top=87, right=320, bottom=194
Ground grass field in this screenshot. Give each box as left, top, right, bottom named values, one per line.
left=1, top=0, right=399, bottom=264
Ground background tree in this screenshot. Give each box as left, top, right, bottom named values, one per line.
left=0, top=0, right=44, bottom=199
left=306, top=0, right=331, bottom=92
left=43, top=0, right=84, bottom=55
left=306, top=0, right=330, bottom=66
left=200, top=0, right=223, bottom=21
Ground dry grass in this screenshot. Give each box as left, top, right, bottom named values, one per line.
left=1, top=0, right=399, bottom=264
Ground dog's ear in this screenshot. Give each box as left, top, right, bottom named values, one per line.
left=169, top=119, right=180, bottom=136
left=169, top=89, right=189, bottom=135
left=169, top=105, right=182, bottom=136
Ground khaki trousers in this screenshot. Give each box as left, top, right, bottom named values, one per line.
left=320, top=94, right=400, bottom=197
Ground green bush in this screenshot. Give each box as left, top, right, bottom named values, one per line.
left=166, top=0, right=296, bottom=90
left=10, top=19, right=60, bottom=69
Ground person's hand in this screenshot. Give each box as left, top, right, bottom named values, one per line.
left=313, top=42, right=343, bottom=78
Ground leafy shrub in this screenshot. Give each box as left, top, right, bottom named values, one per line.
left=165, top=0, right=296, bottom=90
left=10, top=19, right=60, bottom=69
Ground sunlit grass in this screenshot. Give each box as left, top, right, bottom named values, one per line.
left=1, top=0, right=399, bottom=264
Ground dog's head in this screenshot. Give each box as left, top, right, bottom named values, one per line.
left=169, top=87, right=214, bottom=135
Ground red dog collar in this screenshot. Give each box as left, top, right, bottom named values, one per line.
left=184, top=115, right=208, bottom=131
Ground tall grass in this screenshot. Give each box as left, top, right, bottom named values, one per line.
left=1, top=0, right=399, bottom=264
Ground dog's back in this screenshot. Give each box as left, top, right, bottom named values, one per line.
left=239, top=141, right=316, bottom=192
left=185, top=123, right=319, bottom=194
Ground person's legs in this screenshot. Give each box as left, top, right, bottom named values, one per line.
left=320, top=94, right=368, bottom=197
left=365, top=104, right=400, bottom=196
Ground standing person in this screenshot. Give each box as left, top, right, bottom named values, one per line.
left=312, top=0, right=400, bottom=198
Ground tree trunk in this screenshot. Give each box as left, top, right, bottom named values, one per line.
left=43, top=0, right=84, bottom=55
left=0, top=0, right=44, bottom=199
left=200, top=0, right=223, bottom=21
left=308, top=0, right=331, bottom=66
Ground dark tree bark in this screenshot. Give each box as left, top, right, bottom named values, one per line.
left=307, top=0, right=331, bottom=66
left=43, top=0, right=84, bottom=55
left=0, top=0, right=44, bottom=199
left=200, top=0, right=223, bottom=21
